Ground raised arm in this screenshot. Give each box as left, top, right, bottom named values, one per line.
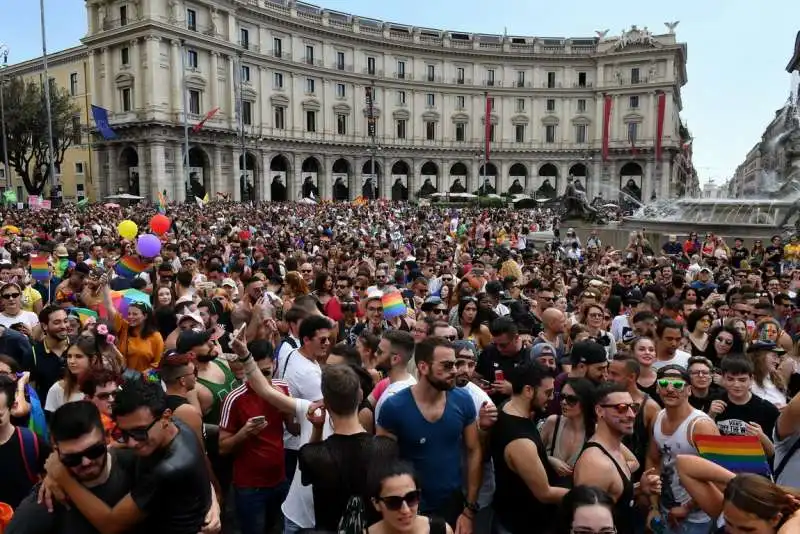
left=676, top=455, right=733, bottom=518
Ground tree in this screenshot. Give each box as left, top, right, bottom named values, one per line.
left=0, top=76, right=79, bottom=195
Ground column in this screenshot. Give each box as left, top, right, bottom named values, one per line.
left=213, top=145, right=223, bottom=197
left=592, top=160, right=602, bottom=200
left=210, top=52, right=219, bottom=112
left=232, top=148, right=242, bottom=201
left=611, top=94, right=620, bottom=143
left=107, top=146, right=119, bottom=195
left=320, top=155, right=331, bottom=201
left=594, top=94, right=604, bottom=144
left=170, top=40, right=182, bottom=116
left=131, top=39, right=143, bottom=111
left=380, top=158, right=390, bottom=200
left=228, top=55, right=237, bottom=129
left=262, top=153, right=272, bottom=201
left=469, top=158, right=480, bottom=192
left=558, top=163, right=569, bottom=195
left=150, top=142, right=171, bottom=201
left=102, top=47, right=112, bottom=111
left=643, top=161, right=653, bottom=202
left=137, top=141, right=148, bottom=197
left=292, top=153, right=303, bottom=201
left=143, top=36, right=160, bottom=109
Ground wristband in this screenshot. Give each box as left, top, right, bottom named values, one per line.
left=237, top=352, right=253, bottom=363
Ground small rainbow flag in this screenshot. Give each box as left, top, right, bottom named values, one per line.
left=381, top=291, right=407, bottom=320
left=157, top=191, right=168, bottom=214
left=115, top=255, right=152, bottom=279
left=694, top=434, right=772, bottom=477
left=30, top=255, right=50, bottom=282
left=110, top=288, right=151, bottom=316
left=68, top=307, right=99, bottom=325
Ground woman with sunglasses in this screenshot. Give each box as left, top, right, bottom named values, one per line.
left=686, top=309, right=713, bottom=358
left=705, top=325, right=745, bottom=369
left=45, top=334, right=101, bottom=415
left=676, top=454, right=800, bottom=534
left=540, top=377, right=597, bottom=486
left=368, top=460, right=452, bottom=534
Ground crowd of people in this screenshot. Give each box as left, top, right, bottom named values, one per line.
left=0, top=200, right=799, bottom=534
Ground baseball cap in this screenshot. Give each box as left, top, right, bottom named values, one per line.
left=532, top=342, right=557, bottom=360
left=177, top=312, right=204, bottom=327
left=485, top=280, right=504, bottom=296
left=657, top=364, right=690, bottom=382
left=570, top=341, right=608, bottom=366
left=176, top=329, right=213, bottom=354
left=365, top=289, right=383, bottom=302
left=421, top=296, right=443, bottom=311
left=54, top=245, right=69, bottom=258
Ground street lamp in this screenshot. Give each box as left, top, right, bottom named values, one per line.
left=0, top=44, right=10, bottom=189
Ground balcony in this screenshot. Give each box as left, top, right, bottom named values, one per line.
left=272, top=50, right=285, bottom=59
left=542, top=82, right=562, bottom=88
left=573, top=81, right=593, bottom=88
left=362, top=67, right=383, bottom=77
left=240, top=41, right=260, bottom=52
left=394, top=72, right=412, bottom=80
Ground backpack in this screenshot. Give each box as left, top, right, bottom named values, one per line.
left=17, top=426, right=41, bottom=484
left=275, top=336, right=299, bottom=373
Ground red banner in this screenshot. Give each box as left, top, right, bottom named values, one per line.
left=656, top=91, right=666, bottom=161
left=484, top=92, right=492, bottom=162
left=602, top=94, right=612, bottom=161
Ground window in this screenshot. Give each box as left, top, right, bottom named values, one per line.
left=305, top=45, right=314, bottom=65
left=241, top=65, right=251, bottom=82
left=121, top=88, right=132, bottom=111
left=489, top=125, right=495, bottom=142
left=75, top=162, right=85, bottom=174
left=120, top=5, right=128, bottom=26
left=336, top=114, right=347, bottom=135
left=577, top=99, right=587, bottom=113
left=396, top=119, right=406, bottom=139
left=629, top=95, right=639, bottom=109
left=273, top=38, right=282, bottom=58
left=456, top=95, right=465, bottom=109
left=72, top=116, right=82, bottom=144
left=398, top=90, right=406, bottom=105
left=456, top=67, right=465, bottom=84
left=575, top=124, right=587, bottom=144
left=515, top=124, right=525, bottom=143
left=186, top=8, right=196, bottom=31
left=545, top=124, right=556, bottom=143
left=427, top=64, right=435, bottom=82
left=69, top=73, right=79, bottom=96
left=426, top=93, right=435, bottom=107
left=306, top=78, right=315, bottom=94
left=242, top=101, right=252, bottom=125
left=367, top=56, right=376, bottom=75
left=547, top=71, right=556, bottom=88
left=627, top=122, right=638, bottom=143
left=425, top=121, right=435, bottom=141
left=487, top=69, right=495, bottom=86
left=306, top=110, right=316, bottom=132
left=516, top=98, right=525, bottom=112
left=337, top=51, right=345, bottom=70
left=274, top=106, right=285, bottom=129
left=631, top=67, right=640, bottom=84
left=336, top=83, right=346, bottom=98
left=578, top=72, right=587, bottom=87
left=517, top=71, right=525, bottom=87
left=240, top=28, right=250, bottom=49
left=187, top=49, right=198, bottom=69
left=188, top=90, right=200, bottom=114
left=455, top=123, right=466, bottom=142
left=488, top=97, right=495, bottom=109
left=546, top=99, right=556, bottom=112
left=120, top=47, right=129, bottom=66
left=397, top=60, right=406, bottom=79
left=273, top=72, right=284, bottom=89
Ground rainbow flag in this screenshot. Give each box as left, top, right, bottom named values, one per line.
left=694, top=434, right=772, bottom=477
left=110, top=288, right=151, bottom=316
left=26, top=385, right=48, bottom=442
left=30, top=255, right=50, bottom=282
left=115, top=255, right=152, bottom=279
left=68, top=307, right=99, bottom=325
left=157, top=191, right=168, bottom=214
left=381, top=291, right=407, bottom=320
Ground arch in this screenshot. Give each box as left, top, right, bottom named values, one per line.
left=361, top=160, right=382, bottom=200
left=508, top=163, right=528, bottom=195
left=239, top=151, right=259, bottom=202
left=418, top=161, right=439, bottom=197
left=300, top=156, right=321, bottom=199
left=332, top=158, right=351, bottom=201
left=270, top=154, right=291, bottom=202
left=536, top=163, right=559, bottom=199
left=619, top=161, right=644, bottom=204
left=448, top=161, right=469, bottom=193
left=476, top=162, right=498, bottom=195
left=390, top=160, right=411, bottom=201
left=568, top=163, right=589, bottom=193
left=118, top=146, right=140, bottom=196
left=188, top=146, right=211, bottom=199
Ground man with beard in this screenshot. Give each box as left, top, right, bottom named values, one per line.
left=476, top=317, right=534, bottom=405
left=646, top=365, right=718, bottom=534
left=573, top=382, right=658, bottom=534
left=373, top=331, right=416, bottom=422
left=8, top=402, right=135, bottom=534
left=41, top=379, right=219, bottom=534
left=159, top=350, right=204, bottom=441
left=26, top=305, right=69, bottom=402
left=490, top=361, right=565, bottom=534
left=378, top=337, right=482, bottom=534
left=197, top=300, right=231, bottom=354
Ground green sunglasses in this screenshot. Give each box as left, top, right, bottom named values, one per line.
left=657, top=378, right=687, bottom=390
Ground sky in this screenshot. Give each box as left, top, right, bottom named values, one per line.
left=2, top=0, right=799, bottom=186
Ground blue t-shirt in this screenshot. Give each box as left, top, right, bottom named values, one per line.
left=377, top=386, right=476, bottom=512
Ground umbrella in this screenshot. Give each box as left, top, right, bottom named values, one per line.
left=106, top=194, right=145, bottom=200
left=110, top=289, right=151, bottom=316
left=299, top=197, right=317, bottom=205
left=104, top=203, right=121, bottom=209
left=1, top=225, right=20, bottom=234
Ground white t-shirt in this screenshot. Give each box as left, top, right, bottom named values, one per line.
left=374, top=375, right=417, bottom=421
left=281, top=398, right=334, bottom=528
left=751, top=379, right=787, bottom=409
left=610, top=314, right=630, bottom=342
left=45, top=381, right=84, bottom=413
left=0, top=310, right=39, bottom=330
left=279, top=349, right=323, bottom=450
left=651, top=350, right=691, bottom=370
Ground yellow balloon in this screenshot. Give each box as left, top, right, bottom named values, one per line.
left=117, top=220, right=138, bottom=240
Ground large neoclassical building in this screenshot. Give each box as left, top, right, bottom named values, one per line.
left=76, top=0, right=694, bottom=202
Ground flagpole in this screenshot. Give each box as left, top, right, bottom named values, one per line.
left=481, top=91, right=487, bottom=195
left=180, top=39, right=190, bottom=203
left=0, top=45, right=10, bottom=189
left=83, top=60, right=94, bottom=197
left=40, top=0, right=58, bottom=205
left=236, top=50, right=245, bottom=201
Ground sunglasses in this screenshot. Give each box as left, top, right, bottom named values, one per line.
left=715, top=337, right=733, bottom=345
left=431, top=308, right=447, bottom=315
left=600, top=402, right=641, bottom=414
left=657, top=378, right=687, bottom=390
left=376, top=489, right=421, bottom=511
left=113, top=416, right=162, bottom=443
left=560, top=393, right=580, bottom=406
left=59, top=442, right=107, bottom=468
left=1, top=293, right=20, bottom=299
left=95, top=391, right=116, bottom=401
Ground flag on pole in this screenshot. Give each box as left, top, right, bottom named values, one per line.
left=694, top=434, right=772, bottom=478
left=90, top=105, right=117, bottom=140
left=157, top=191, right=168, bottom=214
left=484, top=92, right=492, bottom=162
left=192, top=107, right=220, bottom=133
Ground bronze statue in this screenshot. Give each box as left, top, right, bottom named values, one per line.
left=561, top=177, right=601, bottom=222
left=302, top=176, right=319, bottom=199
left=508, top=179, right=524, bottom=195
left=536, top=178, right=557, bottom=199
left=333, top=177, right=349, bottom=201
left=450, top=178, right=467, bottom=193
left=419, top=178, right=437, bottom=197
left=392, top=178, right=408, bottom=201
left=475, top=178, right=496, bottom=196
left=271, top=175, right=287, bottom=201
left=362, top=178, right=377, bottom=199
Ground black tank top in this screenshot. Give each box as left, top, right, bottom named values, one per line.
left=623, top=393, right=650, bottom=482
left=581, top=442, right=634, bottom=534
left=166, top=394, right=190, bottom=412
